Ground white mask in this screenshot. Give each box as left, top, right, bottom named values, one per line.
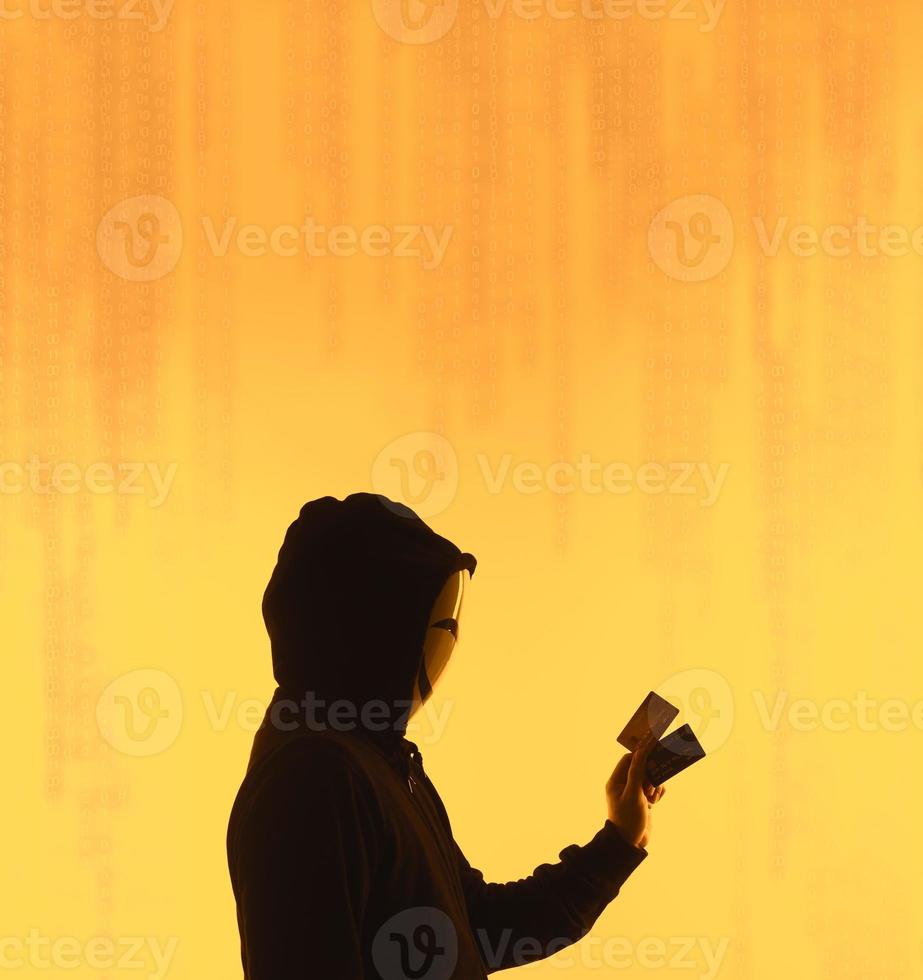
left=411, top=569, right=469, bottom=713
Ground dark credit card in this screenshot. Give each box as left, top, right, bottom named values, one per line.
left=645, top=723, right=706, bottom=784
left=617, top=691, right=680, bottom=751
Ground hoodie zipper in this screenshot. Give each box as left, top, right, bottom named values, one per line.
left=406, top=747, right=424, bottom=797
left=406, top=750, right=422, bottom=797
left=402, top=747, right=472, bottom=917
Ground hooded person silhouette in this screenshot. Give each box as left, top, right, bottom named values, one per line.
left=227, top=493, right=659, bottom=979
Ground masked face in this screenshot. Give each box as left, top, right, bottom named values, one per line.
left=410, top=569, right=469, bottom=714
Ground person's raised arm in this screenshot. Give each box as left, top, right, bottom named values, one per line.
left=454, top=736, right=664, bottom=972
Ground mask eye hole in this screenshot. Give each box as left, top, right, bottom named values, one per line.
left=430, top=617, right=458, bottom=640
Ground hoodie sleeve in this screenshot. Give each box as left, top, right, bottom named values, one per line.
left=453, top=821, right=647, bottom=972
left=230, top=738, right=375, bottom=980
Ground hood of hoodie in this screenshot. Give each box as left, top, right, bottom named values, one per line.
left=256, top=493, right=476, bottom=754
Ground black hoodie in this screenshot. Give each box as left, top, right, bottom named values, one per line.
left=227, top=493, right=647, bottom=978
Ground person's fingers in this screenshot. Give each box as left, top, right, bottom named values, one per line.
left=607, top=753, right=632, bottom=791
left=656, top=785, right=666, bottom=803
left=627, top=733, right=656, bottom=794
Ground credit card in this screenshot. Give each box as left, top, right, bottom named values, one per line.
left=645, top=724, right=706, bottom=784
left=617, top=691, right=679, bottom=751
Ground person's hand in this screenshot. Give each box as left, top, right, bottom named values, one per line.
left=605, top=734, right=666, bottom=849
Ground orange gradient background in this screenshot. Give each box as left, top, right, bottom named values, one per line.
left=1, top=0, right=922, bottom=977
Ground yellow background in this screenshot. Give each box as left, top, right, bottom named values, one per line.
left=2, top=0, right=922, bottom=977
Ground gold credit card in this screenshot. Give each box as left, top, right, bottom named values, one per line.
left=617, top=691, right=680, bottom=751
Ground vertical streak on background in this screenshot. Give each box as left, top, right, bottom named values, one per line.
left=379, top=26, right=396, bottom=318
left=520, top=21, right=536, bottom=408
left=416, top=34, right=441, bottom=436
left=0, top=26, right=6, bottom=617
left=193, top=0, right=236, bottom=530
left=640, top=22, right=673, bottom=662
left=427, top=32, right=445, bottom=439
left=745, top=0, right=789, bottom=902
left=481, top=16, right=497, bottom=439
left=471, top=8, right=483, bottom=434
left=731, top=7, right=754, bottom=974
left=328, top=0, right=348, bottom=355
left=193, top=0, right=209, bottom=537
left=503, top=17, right=517, bottom=430
left=217, top=2, right=236, bottom=525
left=551, top=30, right=568, bottom=552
